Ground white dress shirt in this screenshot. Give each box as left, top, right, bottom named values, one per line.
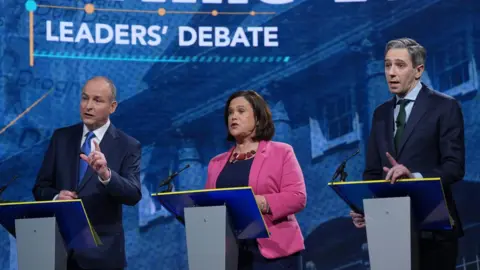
left=393, top=81, right=422, bottom=135
left=81, top=119, right=112, bottom=185
left=393, top=81, right=423, bottom=179
left=53, top=120, right=112, bottom=200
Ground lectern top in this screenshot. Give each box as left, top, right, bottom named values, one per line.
left=328, top=178, right=453, bottom=230
left=0, top=199, right=101, bottom=249
left=152, top=187, right=270, bottom=239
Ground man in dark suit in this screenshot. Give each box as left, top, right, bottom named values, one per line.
left=33, top=76, right=142, bottom=270
left=350, top=38, right=465, bottom=270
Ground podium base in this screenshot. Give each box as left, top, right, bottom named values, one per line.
left=15, top=217, right=67, bottom=270
left=185, top=205, right=238, bottom=270
left=364, top=197, right=419, bottom=270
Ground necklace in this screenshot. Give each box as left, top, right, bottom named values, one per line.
left=231, top=150, right=256, bottom=163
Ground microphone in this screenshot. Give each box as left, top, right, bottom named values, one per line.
left=331, top=149, right=360, bottom=182
left=395, top=120, right=402, bottom=128
left=0, top=175, right=19, bottom=201
left=158, top=164, right=190, bottom=188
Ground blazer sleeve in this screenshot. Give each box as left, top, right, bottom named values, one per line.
left=33, top=130, right=60, bottom=201
left=422, top=99, right=465, bottom=185
left=263, top=145, right=306, bottom=222
left=103, top=140, right=142, bottom=206
left=363, top=109, right=383, bottom=181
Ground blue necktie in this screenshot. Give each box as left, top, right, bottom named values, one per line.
left=79, top=131, right=95, bottom=184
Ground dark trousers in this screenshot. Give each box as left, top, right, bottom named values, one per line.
left=67, top=256, right=123, bottom=270
left=238, top=240, right=303, bottom=270
left=419, top=237, right=458, bottom=270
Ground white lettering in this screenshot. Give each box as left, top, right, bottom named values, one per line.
left=147, top=26, right=161, bottom=46
left=198, top=27, right=213, bottom=47
left=95, top=24, right=113, bottom=44
left=179, top=26, right=197, bottom=46
left=247, top=27, right=262, bottom=47
left=264, top=27, right=278, bottom=47
left=46, top=21, right=166, bottom=46
left=145, top=0, right=293, bottom=3
left=261, top=0, right=293, bottom=4
left=75, top=23, right=94, bottom=43
left=59, top=21, right=74, bottom=42
left=215, top=27, right=230, bottom=47
left=230, top=27, right=249, bottom=47
left=115, top=24, right=130, bottom=45
left=179, top=26, right=279, bottom=47
left=46, top=20, right=59, bottom=42
left=131, top=25, right=147, bottom=45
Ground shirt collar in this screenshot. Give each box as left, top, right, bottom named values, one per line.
left=396, top=81, right=422, bottom=104
left=82, top=119, right=111, bottom=142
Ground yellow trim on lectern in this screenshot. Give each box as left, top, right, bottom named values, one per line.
left=328, top=177, right=454, bottom=227
left=0, top=199, right=102, bottom=246
left=151, top=186, right=251, bottom=196
left=152, top=187, right=271, bottom=237
left=327, top=177, right=441, bottom=185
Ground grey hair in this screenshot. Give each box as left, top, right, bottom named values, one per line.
left=385, top=38, right=426, bottom=67
left=84, top=76, right=117, bottom=101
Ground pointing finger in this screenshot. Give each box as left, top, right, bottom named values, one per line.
left=93, top=140, right=101, bottom=152
left=386, top=152, right=398, bottom=166
left=80, top=154, right=89, bottom=162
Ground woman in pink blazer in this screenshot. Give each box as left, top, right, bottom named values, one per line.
left=205, top=90, right=306, bottom=270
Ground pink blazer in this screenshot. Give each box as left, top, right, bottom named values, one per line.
left=205, top=140, right=307, bottom=259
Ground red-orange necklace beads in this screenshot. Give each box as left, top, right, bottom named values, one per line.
left=231, top=150, right=256, bottom=163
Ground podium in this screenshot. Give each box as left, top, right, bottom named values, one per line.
left=152, top=187, right=269, bottom=270
left=0, top=200, right=101, bottom=270
left=329, top=178, right=453, bottom=270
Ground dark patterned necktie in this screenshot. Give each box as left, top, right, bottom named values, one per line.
left=394, top=99, right=410, bottom=152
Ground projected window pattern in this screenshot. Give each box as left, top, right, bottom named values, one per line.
left=321, top=92, right=354, bottom=140
left=430, top=33, right=471, bottom=92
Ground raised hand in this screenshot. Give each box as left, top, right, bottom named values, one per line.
left=383, top=152, right=413, bottom=184
left=80, top=140, right=110, bottom=180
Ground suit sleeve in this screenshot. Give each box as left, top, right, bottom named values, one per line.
left=33, top=131, right=60, bottom=201
left=363, top=110, right=383, bottom=181
left=422, top=99, right=465, bottom=185
left=263, top=146, right=306, bottom=222
left=104, top=140, right=142, bottom=206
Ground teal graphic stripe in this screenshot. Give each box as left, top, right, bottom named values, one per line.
left=33, top=51, right=291, bottom=63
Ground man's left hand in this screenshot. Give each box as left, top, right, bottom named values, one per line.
left=383, top=152, right=414, bottom=184
left=80, top=140, right=110, bottom=180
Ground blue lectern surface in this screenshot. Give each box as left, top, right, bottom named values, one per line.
left=0, top=200, right=101, bottom=249
left=152, top=187, right=269, bottom=239
left=329, top=178, right=453, bottom=230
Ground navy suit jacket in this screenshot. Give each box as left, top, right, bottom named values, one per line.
left=364, top=84, right=465, bottom=237
left=33, top=123, right=142, bottom=269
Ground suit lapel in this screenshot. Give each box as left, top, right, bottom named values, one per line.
left=77, top=124, right=119, bottom=193
left=396, top=86, right=430, bottom=157
left=384, top=98, right=396, bottom=156
left=248, top=141, right=268, bottom=192
left=70, top=124, right=83, bottom=191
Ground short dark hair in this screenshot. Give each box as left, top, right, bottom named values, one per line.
left=385, top=38, right=426, bottom=67
left=224, top=90, right=275, bottom=142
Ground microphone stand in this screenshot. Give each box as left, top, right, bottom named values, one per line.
left=158, top=164, right=190, bottom=193
left=0, top=175, right=19, bottom=203
left=331, top=149, right=360, bottom=182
